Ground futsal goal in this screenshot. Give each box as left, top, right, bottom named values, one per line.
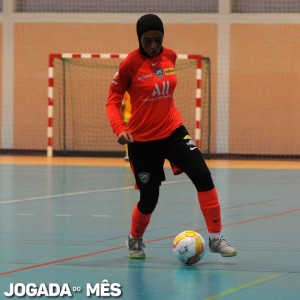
left=47, top=53, right=211, bottom=157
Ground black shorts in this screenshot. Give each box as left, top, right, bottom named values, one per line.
left=128, top=125, right=214, bottom=192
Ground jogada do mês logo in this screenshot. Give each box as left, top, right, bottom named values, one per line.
left=3, top=280, right=122, bottom=298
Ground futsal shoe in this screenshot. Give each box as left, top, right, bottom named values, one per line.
left=126, top=235, right=146, bottom=259
left=209, top=236, right=237, bottom=257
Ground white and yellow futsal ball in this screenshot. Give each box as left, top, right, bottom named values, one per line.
left=172, top=230, right=206, bottom=265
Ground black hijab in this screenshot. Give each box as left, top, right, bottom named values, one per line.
left=136, top=14, right=164, bottom=57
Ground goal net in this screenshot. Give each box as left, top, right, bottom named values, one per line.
left=47, top=54, right=211, bottom=157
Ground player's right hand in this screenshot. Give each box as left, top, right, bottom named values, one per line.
left=117, top=131, right=134, bottom=145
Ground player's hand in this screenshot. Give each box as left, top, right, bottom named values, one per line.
left=117, top=131, right=134, bottom=145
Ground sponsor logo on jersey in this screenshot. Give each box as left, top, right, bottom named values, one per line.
left=112, top=71, right=119, bottom=85
left=137, top=74, right=153, bottom=81
left=164, top=68, right=175, bottom=75
left=113, top=71, right=119, bottom=79
left=142, top=81, right=172, bottom=102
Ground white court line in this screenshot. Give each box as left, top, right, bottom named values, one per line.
left=54, top=214, right=72, bottom=217
left=17, top=213, right=34, bottom=216
left=93, top=215, right=110, bottom=218
left=18, top=214, right=111, bottom=218
left=0, top=179, right=190, bottom=205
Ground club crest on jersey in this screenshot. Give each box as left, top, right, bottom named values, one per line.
left=154, top=68, right=164, bottom=78
left=138, top=172, right=150, bottom=184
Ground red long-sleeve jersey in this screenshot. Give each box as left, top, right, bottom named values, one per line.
left=106, top=47, right=183, bottom=141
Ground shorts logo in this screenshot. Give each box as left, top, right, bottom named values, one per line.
left=138, top=172, right=150, bottom=184
left=183, top=135, right=197, bottom=151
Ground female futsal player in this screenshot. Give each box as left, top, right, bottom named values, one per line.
left=106, top=14, right=237, bottom=259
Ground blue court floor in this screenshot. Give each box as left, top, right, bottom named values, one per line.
left=0, top=158, right=300, bottom=299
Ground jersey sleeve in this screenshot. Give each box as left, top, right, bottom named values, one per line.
left=106, top=59, right=132, bottom=137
